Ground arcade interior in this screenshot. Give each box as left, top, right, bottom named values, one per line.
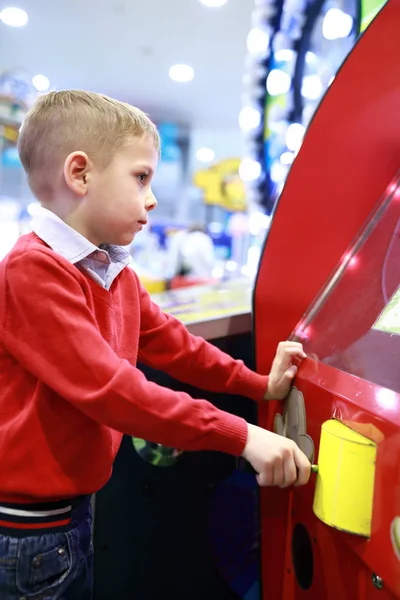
left=0, top=0, right=399, bottom=598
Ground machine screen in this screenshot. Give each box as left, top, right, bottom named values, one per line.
left=292, top=180, right=400, bottom=394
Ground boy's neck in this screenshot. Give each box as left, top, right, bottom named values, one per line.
left=39, top=200, right=101, bottom=247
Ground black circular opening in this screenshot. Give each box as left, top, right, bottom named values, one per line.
left=291, top=523, right=314, bottom=590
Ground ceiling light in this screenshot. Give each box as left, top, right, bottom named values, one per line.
left=248, top=211, right=271, bottom=236
left=196, top=148, right=215, bottom=163
left=169, top=64, right=194, bottom=83
left=274, top=49, right=295, bottom=62
left=280, top=151, right=294, bottom=165
left=305, top=51, right=318, bottom=65
left=239, top=158, right=262, bottom=182
left=285, top=123, right=305, bottom=152
left=322, top=8, right=353, bottom=40
left=239, top=106, right=261, bottom=131
left=199, top=0, right=228, bottom=6
left=0, top=6, right=28, bottom=26
left=247, top=27, right=270, bottom=54
left=270, top=160, right=288, bottom=183
left=32, top=74, right=50, bottom=92
left=301, top=75, right=323, bottom=100
left=266, top=69, right=291, bottom=96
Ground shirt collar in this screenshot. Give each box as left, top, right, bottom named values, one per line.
left=30, top=206, right=131, bottom=266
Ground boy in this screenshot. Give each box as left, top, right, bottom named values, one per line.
left=0, top=90, right=310, bottom=599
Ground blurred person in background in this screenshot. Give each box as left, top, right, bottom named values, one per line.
left=166, top=222, right=216, bottom=279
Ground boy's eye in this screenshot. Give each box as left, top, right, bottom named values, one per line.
left=138, top=174, right=148, bottom=184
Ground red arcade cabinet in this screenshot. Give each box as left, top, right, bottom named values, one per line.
left=253, top=1, right=400, bottom=598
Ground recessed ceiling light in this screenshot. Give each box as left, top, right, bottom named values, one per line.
left=32, top=74, right=50, bottom=92
left=196, top=148, right=215, bottom=163
left=199, top=0, right=228, bottom=7
left=0, top=6, right=28, bottom=26
left=169, top=64, right=194, bottom=83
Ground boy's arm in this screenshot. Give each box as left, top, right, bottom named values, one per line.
left=137, top=277, right=303, bottom=402
left=1, top=251, right=310, bottom=488
left=0, top=250, right=247, bottom=456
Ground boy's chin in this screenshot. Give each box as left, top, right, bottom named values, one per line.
left=111, top=232, right=137, bottom=247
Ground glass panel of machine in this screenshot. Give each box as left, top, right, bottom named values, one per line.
left=291, top=177, right=400, bottom=393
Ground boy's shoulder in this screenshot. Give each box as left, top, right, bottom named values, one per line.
left=2, top=233, right=59, bottom=267
left=5, top=232, right=44, bottom=254
left=0, top=234, right=64, bottom=331
left=0, top=233, right=79, bottom=283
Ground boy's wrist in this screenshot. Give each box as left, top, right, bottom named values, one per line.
left=264, top=379, right=278, bottom=400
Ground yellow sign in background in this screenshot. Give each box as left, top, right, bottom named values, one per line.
left=194, top=158, right=247, bottom=212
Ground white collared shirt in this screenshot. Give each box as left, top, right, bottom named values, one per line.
left=30, top=207, right=131, bottom=291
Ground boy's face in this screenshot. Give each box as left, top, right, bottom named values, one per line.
left=84, top=134, right=159, bottom=246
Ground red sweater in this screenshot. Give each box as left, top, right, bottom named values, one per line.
left=0, top=234, right=269, bottom=503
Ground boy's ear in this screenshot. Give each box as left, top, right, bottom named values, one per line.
left=64, top=152, right=91, bottom=196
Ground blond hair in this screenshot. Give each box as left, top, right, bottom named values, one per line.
left=18, top=90, right=160, bottom=198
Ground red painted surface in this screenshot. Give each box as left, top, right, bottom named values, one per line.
left=253, top=0, right=400, bottom=597
left=279, top=362, right=400, bottom=599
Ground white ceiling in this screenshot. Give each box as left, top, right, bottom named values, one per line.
left=0, top=0, right=256, bottom=128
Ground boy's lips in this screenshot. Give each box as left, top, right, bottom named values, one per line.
left=135, top=220, right=147, bottom=232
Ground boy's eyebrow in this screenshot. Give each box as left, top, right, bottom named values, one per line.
left=134, top=164, right=154, bottom=175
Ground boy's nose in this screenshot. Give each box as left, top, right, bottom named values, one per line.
left=145, top=189, right=158, bottom=212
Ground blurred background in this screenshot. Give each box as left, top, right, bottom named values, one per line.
left=0, top=0, right=383, bottom=292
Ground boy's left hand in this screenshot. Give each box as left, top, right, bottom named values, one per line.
left=264, top=341, right=307, bottom=400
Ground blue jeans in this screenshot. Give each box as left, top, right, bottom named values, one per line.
left=0, top=497, right=93, bottom=599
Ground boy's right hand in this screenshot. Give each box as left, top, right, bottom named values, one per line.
left=242, top=423, right=311, bottom=488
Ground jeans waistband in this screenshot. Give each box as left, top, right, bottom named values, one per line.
left=0, top=495, right=91, bottom=537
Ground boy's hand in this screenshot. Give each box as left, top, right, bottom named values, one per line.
left=242, top=424, right=310, bottom=487
left=264, top=341, right=307, bottom=400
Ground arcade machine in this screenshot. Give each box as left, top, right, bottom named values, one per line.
left=253, top=0, right=400, bottom=597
